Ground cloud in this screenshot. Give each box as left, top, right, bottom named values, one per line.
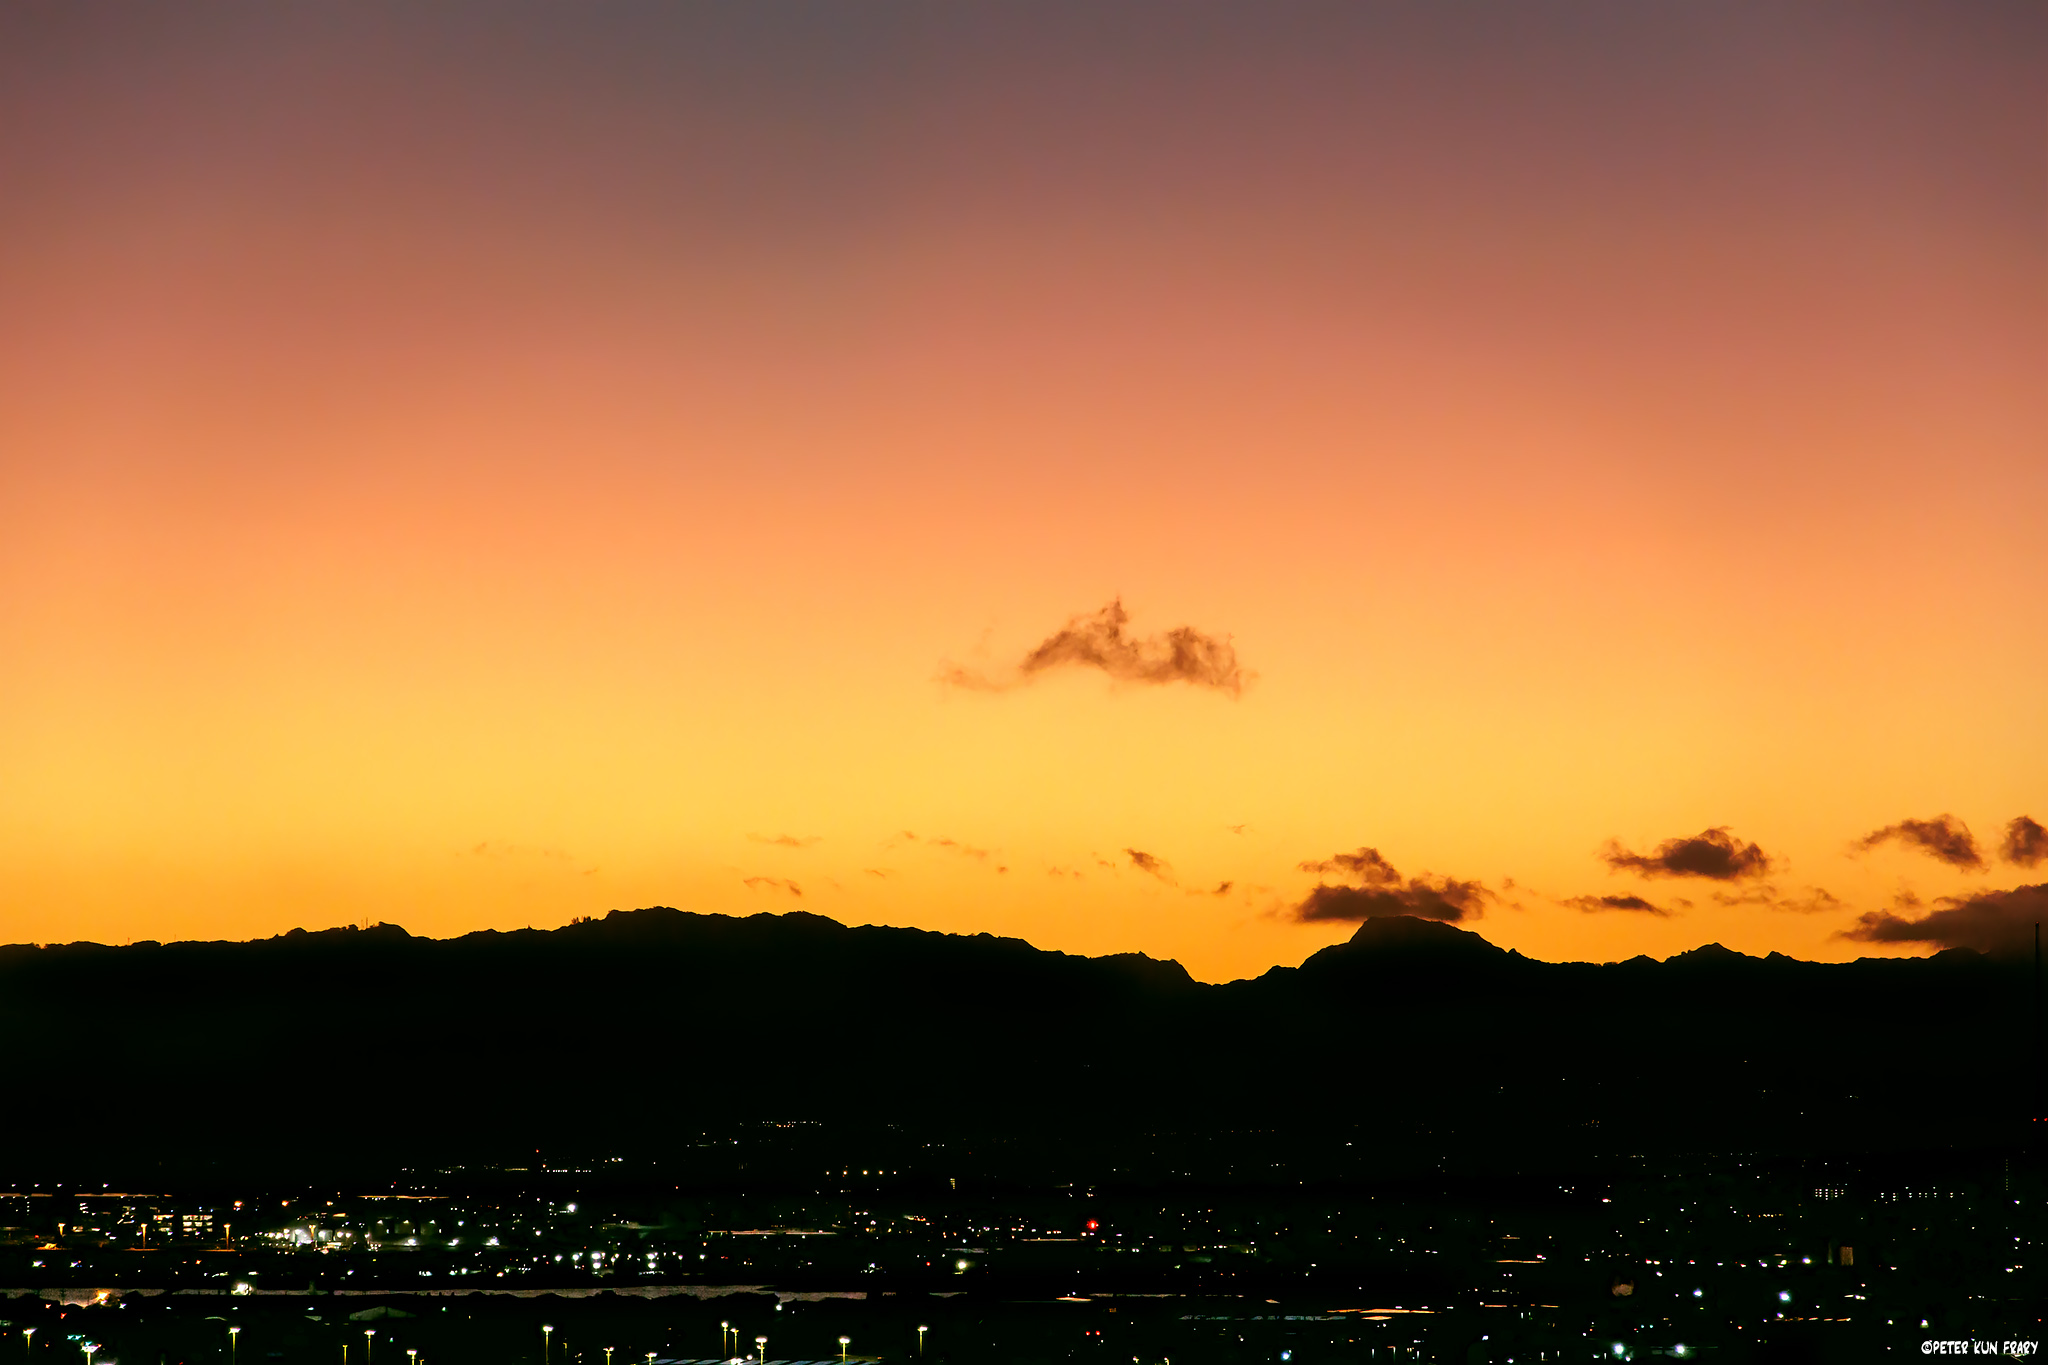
left=941, top=599, right=1246, bottom=696
left=1710, top=884, right=1844, bottom=915
left=1566, top=894, right=1673, bottom=917
left=863, top=868, right=891, bottom=878
left=1212, top=880, right=1233, bottom=896
left=1601, top=828, right=1773, bottom=880
left=1130, top=847, right=1179, bottom=879
left=748, top=833, right=821, bottom=848
left=2001, top=816, right=2047, bottom=868
left=1295, top=877, right=1490, bottom=924
left=1290, top=845, right=1488, bottom=923
left=1840, top=883, right=2048, bottom=955
left=1852, top=814, right=1984, bottom=870
left=742, top=877, right=802, bottom=897
left=926, top=836, right=992, bottom=862
left=1298, top=847, right=1401, bottom=885
left=470, top=841, right=572, bottom=862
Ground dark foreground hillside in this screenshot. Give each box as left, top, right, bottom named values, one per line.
left=0, top=908, right=2036, bottom=1179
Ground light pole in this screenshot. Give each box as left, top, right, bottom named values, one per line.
left=753, top=1338, right=765, bottom=1365
left=364, top=1330, right=375, bottom=1365
left=719, top=1324, right=729, bottom=1359
left=23, top=1328, right=34, bottom=1362
left=541, top=1326, right=553, bottom=1365
left=229, top=1326, right=241, bottom=1365
left=604, top=1349, right=613, bottom=1365
left=342, top=1343, right=349, bottom=1365
left=917, top=1326, right=928, bottom=1357
left=838, top=1337, right=850, bottom=1362
left=407, top=1349, right=417, bottom=1365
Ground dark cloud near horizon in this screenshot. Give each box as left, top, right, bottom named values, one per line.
left=942, top=599, right=1246, bottom=696
left=1853, top=814, right=1984, bottom=870
left=1840, top=883, right=2048, bottom=955
left=1601, top=827, right=1773, bottom=880
left=1295, top=877, right=1489, bottom=924
left=742, top=876, right=802, bottom=897
left=2001, top=816, right=2047, bottom=868
left=1291, top=845, right=1487, bottom=923
left=1567, top=894, right=1672, bottom=917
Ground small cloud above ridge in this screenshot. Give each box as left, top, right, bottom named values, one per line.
left=1852, top=814, right=1985, bottom=870
left=2001, top=816, right=2047, bottom=868
left=1290, top=844, right=1488, bottom=923
left=1601, top=827, right=1773, bottom=881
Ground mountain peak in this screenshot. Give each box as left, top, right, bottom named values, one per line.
left=1289, top=914, right=1512, bottom=981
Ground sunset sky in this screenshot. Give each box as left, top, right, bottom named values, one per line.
left=2, top=2, right=2041, bottom=980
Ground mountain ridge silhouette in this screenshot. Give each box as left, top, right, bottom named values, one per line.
left=0, top=907, right=2032, bottom=1180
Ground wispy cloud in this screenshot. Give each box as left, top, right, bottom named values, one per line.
left=748, top=833, right=821, bottom=848
left=742, top=876, right=802, bottom=898
left=2001, top=815, right=2047, bottom=868
left=1565, top=893, right=1673, bottom=917
left=1852, top=814, right=1984, bottom=870
left=1601, top=828, right=1773, bottom=881
left=1840, top=882, right=2047, bottom=955
left=941, top=599, right=1247, bottom=696
left=1290, top=845, right=1489, bottom=923
left=1710, top=884, right=1845, bottom=914
left=470, top=841, right=573, bottom=862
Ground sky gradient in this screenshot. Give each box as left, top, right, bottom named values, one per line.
left=2, top=2, right=2042, bottom=979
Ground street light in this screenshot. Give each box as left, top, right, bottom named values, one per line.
left=753, top=1338, right=765, bottom=1364
left=542, top=1326, right=553, bottom=1365
left=720, top=1324, right=730, bottom=1359
left=917, top=1326, right=928, bottom=1357
left=604, top=1349, right=613, bottom=1365
left=229, top=1326, right=241, bottom=1365
left=838, top=1337, right=850, bottom=1362
left=364, top=1330, right=376, bottom=1365
left=23, top=1328, right=34, bottom=1362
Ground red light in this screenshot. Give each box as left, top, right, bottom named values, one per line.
left=1085, top=1220, right=1099, bottom=1231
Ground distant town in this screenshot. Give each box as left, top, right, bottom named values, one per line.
left=0, top=1132, right=2037, bottom=1363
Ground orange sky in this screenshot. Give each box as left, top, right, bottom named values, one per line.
left=1, top=3, right=2041, bottom=980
